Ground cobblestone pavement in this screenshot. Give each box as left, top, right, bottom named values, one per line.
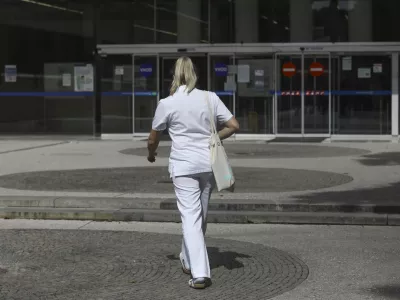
left=0, top=167, right=352, bottom=193
left=0, top=230, right=308, bottom=300
left=120, top=144, right=370, bottom=158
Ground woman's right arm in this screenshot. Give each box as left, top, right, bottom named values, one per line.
left=218, top=116, right=240, bottom=140
left=213, top=93, right=240, bottom=140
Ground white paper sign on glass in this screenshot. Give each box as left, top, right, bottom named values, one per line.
left=342, top=57, right=352, bottom=71
left=115, top=66, right=124, bottom=75
left=237, top=65, right=250, bottom=83
left=74, top=65, right=94, bottom=92
left=224, top=75, right=237, bottom=92
left=4, top=65, right=17, bottom=82
left=373, top=64, right=382, bottom=73
left=255, top=69, right=264, bottom=76
left=357, top=68, right=371, bottom=79
left=62, top=73, right=72, bottom=87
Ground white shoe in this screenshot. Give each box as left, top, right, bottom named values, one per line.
left=188, top=277, right=212, bottom=289
left=179, top=252, right=191, bottom=275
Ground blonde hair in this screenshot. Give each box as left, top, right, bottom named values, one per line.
left=170, top=56, right=197, bottom=95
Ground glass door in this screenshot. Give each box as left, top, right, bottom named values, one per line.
left=275, top=54, right=302, bottom=134
left=275, top=53, right=331, bottom=135
left=133, top=55, right=159, bottom=133
left=304, top=54, right=331, bottom=134
left=209, top=55, right=235, bottom=124
left=161, top=56, right=208, bottom=99
left=235, top=55, right=274, bottom=134
left=101, top=54, right=133, bottom=134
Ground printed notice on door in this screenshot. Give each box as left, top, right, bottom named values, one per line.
left=373, top=63, right=383, bottom=73
left=342, top=57, right=352, bottom=71
left=237, top=65, right=250, bottom=83
left=74, top=64, right=94, bottom=92
left=4, top=65, right=17, bottom=82
left=62, top=73, right=72, bottom=87
left=357, top=68, right=371, bottom=79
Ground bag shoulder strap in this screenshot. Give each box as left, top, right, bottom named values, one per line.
left=205, top=91, right=217, bottom=135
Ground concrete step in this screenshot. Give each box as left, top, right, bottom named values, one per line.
left=0, top=196, right=400, bottom=214
left=0, top=207, right=398, bottom=226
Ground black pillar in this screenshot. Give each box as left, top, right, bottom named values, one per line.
left=93, top=2, right=102, bottom=137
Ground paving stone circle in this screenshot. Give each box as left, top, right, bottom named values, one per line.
left=0, top=230, right=309, bottom=300
left=120, top=144, right=369, bottom=158
left=0, top=167, right=353, bottom=193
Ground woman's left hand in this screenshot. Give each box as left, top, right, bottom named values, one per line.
left=147, top=152, right=157, bottom=163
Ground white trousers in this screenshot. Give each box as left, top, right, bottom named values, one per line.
left=173, top=172, right=214, bottom=279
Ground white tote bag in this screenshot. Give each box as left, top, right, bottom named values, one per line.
left=205, top=92, right=235, bottom=192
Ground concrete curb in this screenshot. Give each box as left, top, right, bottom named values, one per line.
left=0, top=196, right=399, bottom=225
left=0, top=207, right=397, bottom=226
left=0, top=196, right=400, bottom=214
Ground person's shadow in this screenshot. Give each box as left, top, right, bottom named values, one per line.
left=167, top=247, right=251, bottom=271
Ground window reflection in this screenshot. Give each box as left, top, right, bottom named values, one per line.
left=0, top=0, right=94, bottom=134
left=92, top=0, right=400, bottom=44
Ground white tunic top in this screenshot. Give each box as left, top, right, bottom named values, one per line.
left=152, top=85, right=233, bottom=178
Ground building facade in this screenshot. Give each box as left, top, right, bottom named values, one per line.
left=1, top=0, right=400, bottom=140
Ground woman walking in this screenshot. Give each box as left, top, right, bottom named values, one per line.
left=147, top=57, right=239, bottom=289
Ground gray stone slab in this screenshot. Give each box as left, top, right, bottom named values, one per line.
left=54, top=197, right=164, bottom=209
left=308, top=203, right=400, bottom=214
left=387, top=214, right=400, bottom=226
left=0, top=230, right=308, bottom=299
left=161, top=198, right=311, bottom=212
left=0, top=167, right=353, bottom=193
left=0, top=207, right=119, bottom=221
left=244, top=211, right=388, bottom=225
left=120, top=144, right=370, bottom=158
left=113, top=209, right=181, bottom=222
left=0, top=196, right=55, bottom=207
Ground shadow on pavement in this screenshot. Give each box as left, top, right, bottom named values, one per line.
left=367, top=285, right=400, bottom=299
left=167, top=247, right=250, bottom=271
left=358, top=152, right=400, bottom=166
left=293, top=182, right=400, bottom=212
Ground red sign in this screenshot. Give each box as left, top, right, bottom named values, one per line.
left=309, top=62, right=324, bottom=77
left=282, top=62, right=296, bottom=78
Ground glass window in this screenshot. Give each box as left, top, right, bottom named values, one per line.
left=210, top=0, right=234, bottom=43
left=156, top=0, right=178, bottom=43
left=0, top=0, right=94, bottom=134
left=372, top=0, right=400, bottom=42
left=132, top=0, right=155, bottom=44
left=332, top=55, right=392, bottom=134
left=210, top=56, right=234, bottom=114
left=259, top=0, right=290, bottom=42
left=235, top=56, right=274, bottom=134
left=94, top=0, right=400, bottom=45
left=101, top=55, right=133, bottom=134
left=99, top=1, right=137, bottom=44
left=134, top=56, right=158, bottom=133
